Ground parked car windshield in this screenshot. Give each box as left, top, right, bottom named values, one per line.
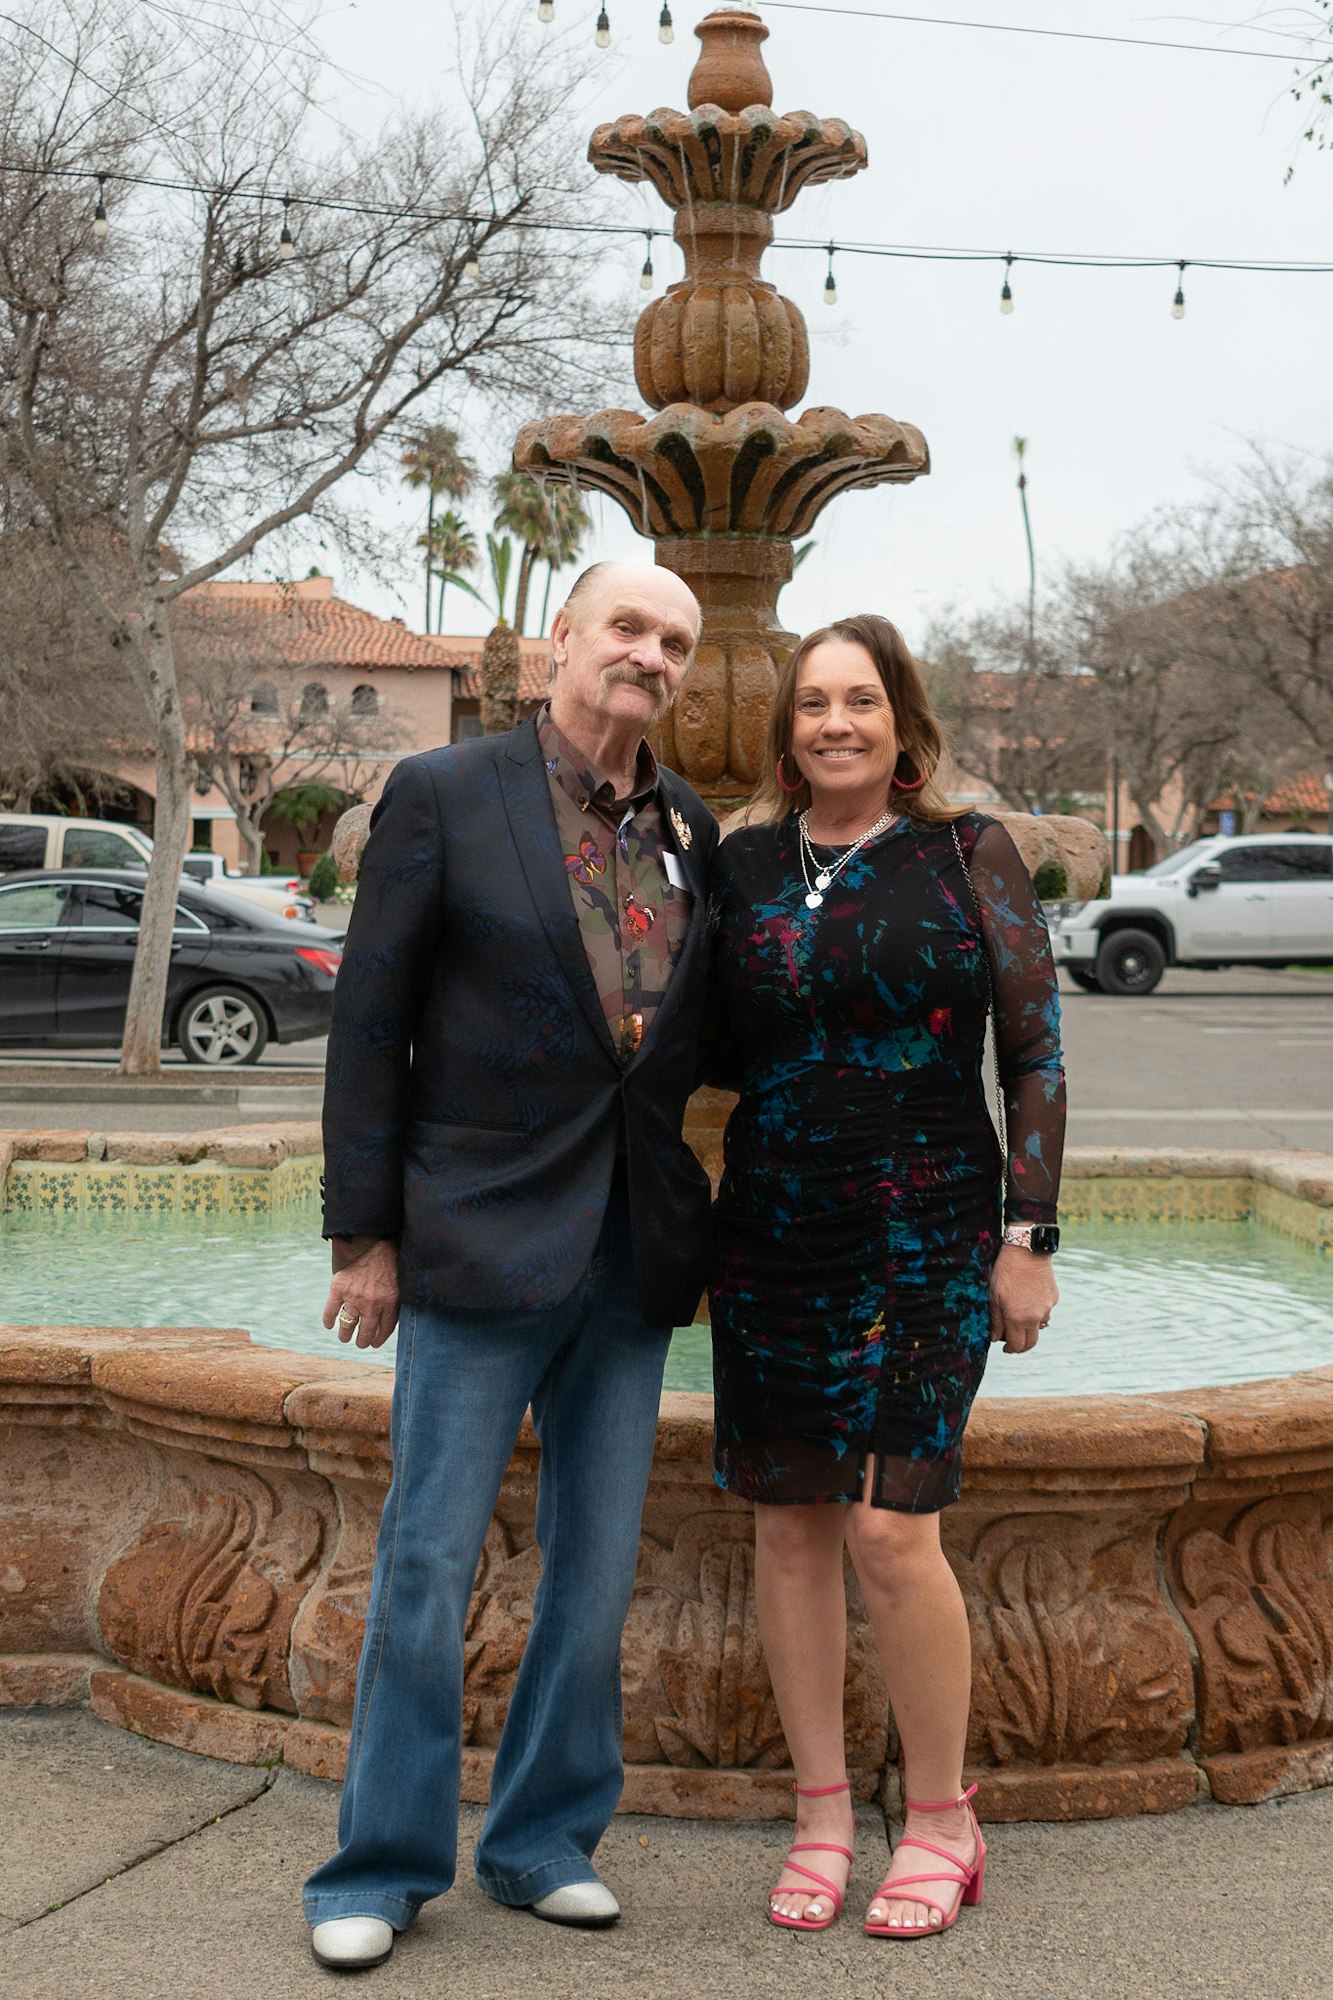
left=1141, top=841, right=1213, bottom=878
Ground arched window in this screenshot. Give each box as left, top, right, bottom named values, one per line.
left=249, top=682, right=279, bottom=716
left=300, top=681, right=330, bottom=721
left=351, top=682, right=379, bottom=715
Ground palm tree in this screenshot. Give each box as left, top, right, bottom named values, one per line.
left=491, top=473, right=591, bottom=636
left=416, top=510, right=479, bottom=632
left=536, top=484, right=593, bottom=635
left=400, top=425, right=477, bottom=632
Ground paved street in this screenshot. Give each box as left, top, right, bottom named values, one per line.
left=1059, top=966, right=1333, bottom=1150
left=1, top=968, right=1329, bottom=1146
left=3, top=1710, right=1331, bottom=2000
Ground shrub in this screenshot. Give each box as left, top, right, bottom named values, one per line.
left=307, top=852, right=339, bottom=902
left=1033, top=860, right=1068, bottom=902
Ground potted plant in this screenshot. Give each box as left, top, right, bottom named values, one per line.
left=266, top=782, right=346, bottom=879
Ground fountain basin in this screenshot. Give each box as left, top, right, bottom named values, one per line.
left=2, top=1128, right=1330, bottom=1822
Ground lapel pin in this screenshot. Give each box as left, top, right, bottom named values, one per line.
left=669, top=807, right=692, bottom=852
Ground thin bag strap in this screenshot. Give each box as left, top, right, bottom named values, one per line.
left=949, top=818, right=1009, bottom=1199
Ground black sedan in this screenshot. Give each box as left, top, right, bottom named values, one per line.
left=0, top=869, right=343, bottom=1065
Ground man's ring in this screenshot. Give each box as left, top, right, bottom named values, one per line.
left=338, top=1305, right=358, bottom=1327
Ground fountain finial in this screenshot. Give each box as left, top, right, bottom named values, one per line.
left=688, top=8, right=772, bottom=112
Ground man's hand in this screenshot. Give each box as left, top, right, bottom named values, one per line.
left=324, top=1237, right=401, bottom=1350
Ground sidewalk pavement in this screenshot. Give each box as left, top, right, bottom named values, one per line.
left=3, top=1710, right=1328, bottom=2000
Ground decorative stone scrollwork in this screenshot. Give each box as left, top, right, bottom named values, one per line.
left=954, top=1515, right=1194, bottom=1770
left=461, top=1519, right=542, bottom=1747
left=628, top=1515, right=784, bottom=1769
left=1169, top=1497, right=1333, bottom=1757
left=623, top=1512, right=890, bottom=1774
left=98, top=1464, right=327, bottom=1713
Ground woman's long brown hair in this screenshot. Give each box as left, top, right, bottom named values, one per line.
left=746, top=613, right=963, bottom=826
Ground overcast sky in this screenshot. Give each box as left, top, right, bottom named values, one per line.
left=298, top=0, right=1332, bottom=648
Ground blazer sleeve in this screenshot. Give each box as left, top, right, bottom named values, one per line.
left=321, top=756, right=444, bottom=1239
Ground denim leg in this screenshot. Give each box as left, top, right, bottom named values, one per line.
left=474, top=1206, right=671, bottom=1905
left=302, top=1301, right=563, bottom=1930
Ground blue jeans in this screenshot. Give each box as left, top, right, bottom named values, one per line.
left=302, top=1181, right=671, bottom=1930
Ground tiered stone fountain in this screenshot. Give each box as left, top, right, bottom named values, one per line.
left=515, top=6, right=929, bottom=799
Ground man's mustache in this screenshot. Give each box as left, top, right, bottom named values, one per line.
left=601, top=664, right=671, bottom=710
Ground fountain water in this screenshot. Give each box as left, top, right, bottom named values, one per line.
left=514, top=6, right=930, bottom=798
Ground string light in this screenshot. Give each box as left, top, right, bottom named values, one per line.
left=595, top=7, right=611, bottom=47
left=278, top=194, right=295, bottom=260
left=639, top=230, right=654, bottom=291
left=14, top=162, right=1329, bottom=320
left=658, top=3, right=674, bottom=41
left=537, top=0, right=554, bottom=19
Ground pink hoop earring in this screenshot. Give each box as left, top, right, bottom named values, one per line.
left=776, top=754, right=805, bottom=796
left=892, top=761, right=926, bottom=794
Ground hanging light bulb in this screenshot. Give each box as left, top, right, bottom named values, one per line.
left=537, top=0, right=554, bottom=19
left=1000, top=253, right=1014, bottom=314
left=92, top=173, right=108, bottom=240
left=595, top=8, right=611, bottom=48
left=639, top=231, right=654, bottom=291
left=658, top=3, right=674, bottom=41
left=463, top=248, right=480, bottom=280
left=1171, top=259, right=1186, bottom=319
left=278, top=194, right=295, bottom=260
left=822, top=243, right=837, bottom=307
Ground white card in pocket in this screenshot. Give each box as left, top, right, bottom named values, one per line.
left=663, top=849, right=688, bottom=891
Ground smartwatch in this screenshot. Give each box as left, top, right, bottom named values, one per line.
left=1002, top=1223, right=1060, bottom=1255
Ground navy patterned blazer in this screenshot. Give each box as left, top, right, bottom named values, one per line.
left=321, top=715, right=719, bottom=1326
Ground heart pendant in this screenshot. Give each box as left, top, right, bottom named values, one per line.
left=804, top=891, right=823, bottom=910
left=814, top=872, right=831, bottom=891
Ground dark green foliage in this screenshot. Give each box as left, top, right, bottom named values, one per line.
left=307, top=852, right=339, bottom=901
left=1033, top=860, right=1069, bottom=902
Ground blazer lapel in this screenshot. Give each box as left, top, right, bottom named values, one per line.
left=498, top=720, right=619, bottom=1064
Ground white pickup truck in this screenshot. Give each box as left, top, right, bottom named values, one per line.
left=1049, top=832, right=1333, bottom=994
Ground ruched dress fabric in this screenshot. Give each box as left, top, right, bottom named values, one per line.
left=709, top=812, right=1065, bottom=1513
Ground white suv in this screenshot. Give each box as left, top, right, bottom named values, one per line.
left=1050, top=832, right=1333, bottom=995
left=0, top=813, right=312, bottom=921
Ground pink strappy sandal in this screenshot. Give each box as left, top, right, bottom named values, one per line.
left=768, top=1780, right=855, bottom=1933
left=863, top=1783, right=987, bottom=1940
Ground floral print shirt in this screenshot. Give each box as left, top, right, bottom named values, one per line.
left=538, top=706, right=692, bottom=1063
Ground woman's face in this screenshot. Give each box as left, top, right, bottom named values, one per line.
left=790, top=639, right=901, bottom=811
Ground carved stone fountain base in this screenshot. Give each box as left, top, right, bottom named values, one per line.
left=3, top=1135, right=1330, bottom=1826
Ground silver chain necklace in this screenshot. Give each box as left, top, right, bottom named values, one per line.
left=798, top=807, right=895, bottom=910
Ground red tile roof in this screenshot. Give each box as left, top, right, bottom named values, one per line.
left=1210, top=773, right=1328, bottom=817
left=185, top=580, right=554, bottom=697
left=451, top=641, right=551, bottom=702
left=185, top=578, right=452, bottom=670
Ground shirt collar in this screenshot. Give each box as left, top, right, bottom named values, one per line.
left=537, top=705, right=659, bottom=817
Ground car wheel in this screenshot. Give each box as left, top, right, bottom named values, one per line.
left=176, top=986, right=270, bottom=1065
left=1065, top=968, right=1103, bottom=993
left=1095, top=929, right=1165, bottom=997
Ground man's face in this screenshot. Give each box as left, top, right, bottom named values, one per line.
left=549, top=568, right=699, bottom=737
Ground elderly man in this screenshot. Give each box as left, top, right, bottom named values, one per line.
left=303, top=562, right=716, bottom=1971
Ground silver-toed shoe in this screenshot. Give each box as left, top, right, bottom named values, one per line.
left=310, top=1916, right=395, bottom=1968
left=529, top=1880, right=621, bottom=1928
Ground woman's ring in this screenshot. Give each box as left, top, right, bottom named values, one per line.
left=338, top=1305, right=358, bottom=1327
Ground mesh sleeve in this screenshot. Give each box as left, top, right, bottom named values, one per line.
left=966, top=818, right=1066, bottom=1224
